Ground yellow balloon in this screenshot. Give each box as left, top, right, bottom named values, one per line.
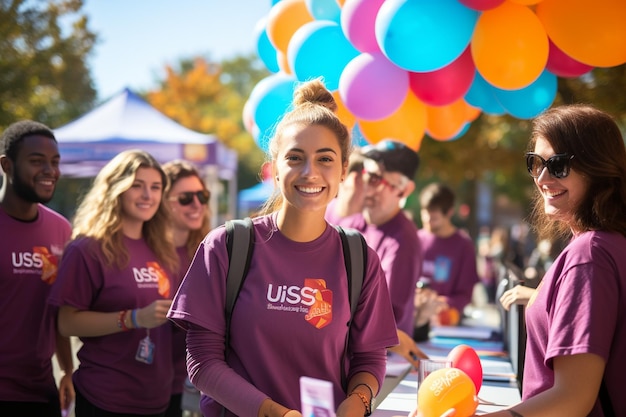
left=418, top=368, right=478, bottom=417
left=358, top=91, right=426, bottom=151
left=536, top=0, right=626, bottom=67
left=266, top=0, right=314, bottom=54
left=472, top=1, right=548, bottom=90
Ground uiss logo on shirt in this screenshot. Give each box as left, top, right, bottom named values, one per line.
left=266, top=279, right=333, bottom=329
left=133, top=262, right=170, bottom=297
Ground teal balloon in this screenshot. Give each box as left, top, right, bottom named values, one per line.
left=248, top=73, right=298, bottom=137
left=375, top=0, right=479, bottom=72
left=494, top=70, right=557, bottom=119
left=305, top=0, right=341, bottom=23
left=254, top=18, right=280, bottom=73
left=288, top=21, right=360, bottom=91
left=465, top=71, right=505, bottom=116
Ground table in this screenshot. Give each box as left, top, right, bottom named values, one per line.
left=373, top=327, right=522, bottom=416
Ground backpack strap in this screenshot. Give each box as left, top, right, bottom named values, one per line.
left=336, top=225, right=367, bottom=321
left=224, top=217, right=254, bottom=353
left=335, top=225, right=368, bottom=390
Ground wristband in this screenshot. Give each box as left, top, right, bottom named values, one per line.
left=117, top=310, right=130, bottom=331
left=131, top=309, right=141, bottom=328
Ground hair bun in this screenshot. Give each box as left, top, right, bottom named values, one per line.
left=292, top=78, right=337, bottom=113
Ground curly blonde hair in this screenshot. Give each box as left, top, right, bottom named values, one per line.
left=71, top=149, right=179, bottom=272
left=259, top=78, right=352, bottom=214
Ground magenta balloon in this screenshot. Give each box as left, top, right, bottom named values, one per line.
left=339, top=52, right=409, bottom=120
left=409, top=47, right=475, bottom=106
left=340, top=0, right=385, bottom=53
left=546, top=39, right=593, bottom=78
left=459, top=0, right=505, bottom=11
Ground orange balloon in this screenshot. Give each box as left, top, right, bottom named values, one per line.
left=358, top=91, right=426, bottom=151
left=471, top=1, right=548, bottom=90
left=418, top=368, right=478, bottom=417
left=276, top=50, right=292, bottom=74
left=536, top=0, right=626, bottom=67
left=425, top=99, right=469, bottom=141
left=336, top=0, right=346, bottom=6
left=332, top=91, right=356, bottom=130
left=266, top=0, right=314, bottom=54
left=509, top=0, right=543, bottom=4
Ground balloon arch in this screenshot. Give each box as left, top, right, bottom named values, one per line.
left=244, top=0, right=626, bottom=153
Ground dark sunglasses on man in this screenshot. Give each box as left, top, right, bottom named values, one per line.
left=171, top=190, right=210, bottom=206
left=525, top=153, right=574, bottom=179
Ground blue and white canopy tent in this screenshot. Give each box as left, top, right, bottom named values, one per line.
left=54, top=88, right=238, bottom=227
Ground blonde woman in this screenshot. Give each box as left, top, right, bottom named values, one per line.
left=49, top=149, right=179, bottom=417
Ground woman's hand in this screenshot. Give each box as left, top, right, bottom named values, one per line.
left=499, top=285, right=534, bottom=311
left=135, top=299, right=173, bottom=329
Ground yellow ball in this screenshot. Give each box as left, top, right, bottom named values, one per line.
left=418, top=368, right=478, bottom=417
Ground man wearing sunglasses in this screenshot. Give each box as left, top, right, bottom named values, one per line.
left=326, top=139, right=427, bottom=366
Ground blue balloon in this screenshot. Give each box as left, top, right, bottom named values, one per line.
left=375, top=0, right=479, bottom=72
left=352, top=124, right=369, bottom=147
left=305, top=0, right=341, bottom=23
left=493, top=70, right=557, bottom=119
left=248, top=73, right=298, bottom=136
left=288, top=21, right=360, bottom=91
left=465, top=71, right=505, bottom=116
left=254, top=18, right=280, bottom=73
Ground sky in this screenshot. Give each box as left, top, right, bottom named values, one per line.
left=81, top=0, right=273, bottom=101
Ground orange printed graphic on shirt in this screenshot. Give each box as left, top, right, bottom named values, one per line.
left=147, top=261, right=171, bottom=298
left=304, top=278, right=333, bottom=329
left=34, top=246, right=59, bottom=285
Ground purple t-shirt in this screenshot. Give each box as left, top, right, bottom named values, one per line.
left=0, top=204, right=71, bottom=402
left=168, top=214, right=398, bottom=416
left=171, top=246, right=192, bottom=395
left=329, top=210, right=422, bottom=335
left=48, top=236, right=174, bottom=414
left=523, top=231, right=626, bottom=416
left=417, top=229, right=479, bottom=313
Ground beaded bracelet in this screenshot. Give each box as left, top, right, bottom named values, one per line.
left=349, top=391, right=371, bottom=416
left=131, top=309, right=141, bottom=328
left=117, top=310, right=130, bottom=331
left=349, top=383, right=373, bottom=416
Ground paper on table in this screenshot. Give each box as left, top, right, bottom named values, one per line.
left=431, top=325, right=495, bottom=340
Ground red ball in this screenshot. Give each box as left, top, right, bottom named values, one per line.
left=447, top=344, right=483, bottom=393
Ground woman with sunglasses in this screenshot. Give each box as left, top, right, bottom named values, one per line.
left=167, top=79, right=399, bottom=417
left=438, top=104, right=626, bottom=417
left=162, top=160, right=211, bottom=417
left=48, top=149, right=179, bottom=416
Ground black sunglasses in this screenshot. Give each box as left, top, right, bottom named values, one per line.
left=173, top=190, right=210, bottom=206
left=525, top=153, right=574, bottom=179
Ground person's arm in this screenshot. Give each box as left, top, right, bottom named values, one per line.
left=333, top=170, right=366, bottom=218
left=416, top=353, right=605, bottom=417
left=499, top=285, right=535, bottom=311
left=186, top=325, right=275, bottom=417
left=388, top=329, right=428, bottom=367
left=54, top=332, right=75, bottom=413
left=336, top=372, right=380, bottom=417
left=57, top=299, right=172, bottom=337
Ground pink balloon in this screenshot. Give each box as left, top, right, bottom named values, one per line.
left=447, top=344, right=483, bottom=393
left=459, top=0, right=505, bottom=10
left=546, top=39, right=593, bottom=78
left=340, top=0, right=385, bottom=53
left=409, top=47, right=475, bottom=106
left=339, top=52, right=409, bottom=120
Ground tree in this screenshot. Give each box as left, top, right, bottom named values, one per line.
left=145, top=55, right=269, bottom=192
left=0, top=0, right=97, bottom=129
